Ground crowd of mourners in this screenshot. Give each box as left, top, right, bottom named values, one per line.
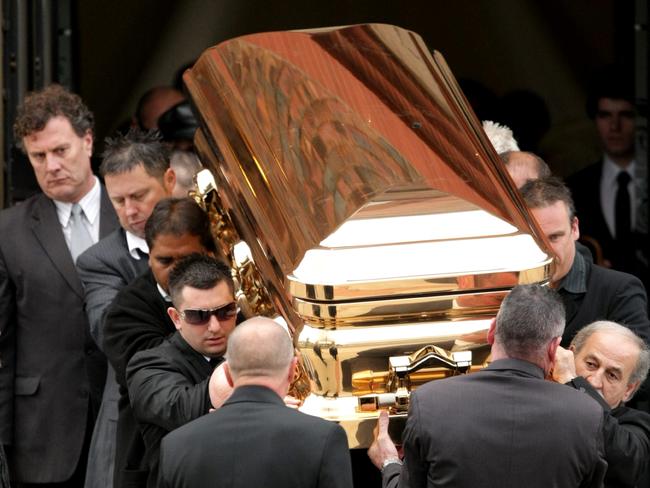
left=0, top=66, right=649, bottom=488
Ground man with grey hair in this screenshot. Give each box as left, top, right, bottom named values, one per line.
left=553, top=321, right=650, bottom=487
left=159, top=317, right=354, bottom=488
left=368, top=284, right=607, bottom=488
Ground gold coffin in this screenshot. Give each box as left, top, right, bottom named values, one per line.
left=185, top=23, right=552, bottom=448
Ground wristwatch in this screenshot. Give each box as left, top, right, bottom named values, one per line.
left=381, top=458, right=403, bottom=472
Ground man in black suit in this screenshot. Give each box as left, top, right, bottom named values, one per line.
left=553, top=321, right=650, bottom=487
left=127, top=254, right=236, bottom=487
left=159, top=316, right=353, bottom=488
left=520, top=177, right=650, bottom=346
left=76, top=129, right=175, bottom=488
left=566, top=70, right=648, bottom=287
left=368, top=284, right=607, bottom=488
left=103, top=197, right=217, bottom=488
left=0, top=85, right=119, bottom=486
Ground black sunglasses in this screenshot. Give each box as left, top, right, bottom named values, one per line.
left=179, top=302, right=238, bottom=325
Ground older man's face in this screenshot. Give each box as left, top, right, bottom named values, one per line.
left=573, top=330, right=640, bottom=408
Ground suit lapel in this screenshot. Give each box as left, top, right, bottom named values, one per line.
left=171, top=333, right=215, bottom=378
left=99, top=185, right=119, bottom=238
left=31, top=194, right=85, bottom=297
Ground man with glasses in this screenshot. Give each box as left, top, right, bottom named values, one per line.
left=126, top=253, right=236, bottom=488
left=103, top=197, right=218, bottom=488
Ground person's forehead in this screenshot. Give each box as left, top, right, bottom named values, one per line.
left=597, top=98, right=635, bottom=112
left=24, top=116, right=83, bottom=145
left=151, top=232, right=203, bottom=253
left=106, top=164, right=163, bottom=191
left=532, top=201, right=570, bottom=225
left=180, top=281, right=233, bottom=306
left=581, top=331, right=639, bottom=372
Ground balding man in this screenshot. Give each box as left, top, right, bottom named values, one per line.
left=159, top=317, right=353, bottom=488
left=501, top=150, right=551, bottom=188
left=553, top=321, right=650, bottom=487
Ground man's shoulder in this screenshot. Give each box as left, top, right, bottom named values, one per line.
left=128, top=335, right=177, bottom=367
left=588, top=261, right=644, bottom=290
left=0, top=192, right=46, bottom=225
left=566, top=160, right=602, bottom=186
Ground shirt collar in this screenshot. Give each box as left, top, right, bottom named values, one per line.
left=557, top=247, right=587, bottom=294
left=54, top=176, right=100, bottom=226
left=125, top=231, right=149, bottom=259
left=157, top=282, right=172, bottom=302
left=602, top=155, right=635, bottom=183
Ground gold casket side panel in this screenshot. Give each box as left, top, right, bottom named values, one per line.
left=185, top=24, right=548, bottom=326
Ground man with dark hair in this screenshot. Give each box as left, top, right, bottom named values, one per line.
left=567, top=68, right=648, bottom=286
left=368, top=284, right=606, bottom=488
left=520, top=176, right=650, bottom=347
left=126, top=254, right=235, bottom=488
left=103, top=197, right=217, bottom=488
left=0, top=84, right=119, bottom=486
left=76, top=128, right=175, bottom=488
left=553, top=321, right=650, bottom=487
left=160, top=317, right=353, bottom=488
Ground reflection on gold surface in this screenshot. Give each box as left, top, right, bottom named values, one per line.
left=186, top=23, right=551, bottom=448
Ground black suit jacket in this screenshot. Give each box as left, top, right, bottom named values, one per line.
left=559, top=257, right=650, bottom=347
left=104, top=269, right=176, bottom=488
left=0, top=189, right=118, bottom=483
left=388, top=359, right=607, bottom=488
left=127, top=332, right=216, bottom=488
left=159, top=385, right=354, bottom=488
left=567, top=160, right=649, bottom=284
left=566, top=377, right=650, bottom=487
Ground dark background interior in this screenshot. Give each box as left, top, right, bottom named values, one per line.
left=1, top=0, right=644, bottom=204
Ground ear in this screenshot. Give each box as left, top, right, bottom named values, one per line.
left=571, top=216, right=580, bottom=241
left=547, top=336, right=562, bottom=364
left=223, top=362, right=234, bottom=388
left=163, top=168, right=176, bottom=194
left=487, top=318, right=497, bottom=345
left=622, top=380, right=640, bottom=403
left=167, top=306, right=182, bottom=331
left=83, top=130, right=93, bottom=157
left=287, top=356, right=298, bottom=383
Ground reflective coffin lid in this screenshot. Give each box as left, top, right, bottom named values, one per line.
left=185, top=23, right=552, bottom=447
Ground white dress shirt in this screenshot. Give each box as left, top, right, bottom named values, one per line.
left=54, top=176, right=101, bottom=247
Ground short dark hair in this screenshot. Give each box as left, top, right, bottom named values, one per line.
left=520, top=176, right=576, bottom=221
left=100, top=128, right=170, bottom=180
left=13, top=84, right=94, bottom=148
left=586, top=65, right=635, bottom=119
left=145, top=197, right=217, bottom=254
left=168, top=253, right=234, bottom=306
left=495, top=284, right=565, bottom=362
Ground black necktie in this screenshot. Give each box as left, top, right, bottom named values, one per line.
left=615, top=171, right=631, bottom=240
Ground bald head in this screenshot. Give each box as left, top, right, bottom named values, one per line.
left=135, top=87, right=185, bottom=130
left=226, top=317, right=294, bottom=383
left=501, top=151, right=551, bottom=188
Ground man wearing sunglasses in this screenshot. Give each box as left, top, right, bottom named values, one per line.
left=103, top=197, right=218, bottom=488
left=125, top=253, right=236, bottom=488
